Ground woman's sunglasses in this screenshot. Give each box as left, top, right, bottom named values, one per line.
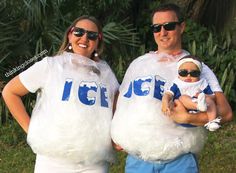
left=151, top=21, right=182, bottom=33
left=72, top=27, right=99, bottom=41
left=178, top=69, right=201, bottom=77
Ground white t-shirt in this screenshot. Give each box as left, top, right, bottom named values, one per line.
left=19, top=52, right=119, bottom=165
left=111, top=50, right=221, bottom=162
left=166, top=78, right=214, bottom=99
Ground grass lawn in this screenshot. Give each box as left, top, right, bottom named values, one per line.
left=0, top=118, right=236, bottom=173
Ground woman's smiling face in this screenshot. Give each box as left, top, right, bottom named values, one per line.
left=68, top=19, right=99, bottom=58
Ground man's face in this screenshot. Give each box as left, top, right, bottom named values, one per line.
left=152, top=11, right=185, bottom=54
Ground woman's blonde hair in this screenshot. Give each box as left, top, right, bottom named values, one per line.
left=57, top=15, right=104, bottom=60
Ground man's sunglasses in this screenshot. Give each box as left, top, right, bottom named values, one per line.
left=151, top=21, right=182, bottom=33
left=72, top=27, right=99, bottom=41
left=178, top=69, right=201, bottom=77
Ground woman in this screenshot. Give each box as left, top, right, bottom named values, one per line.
left=2, top=15, right=119, bottom=173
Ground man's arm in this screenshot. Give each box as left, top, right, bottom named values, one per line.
left=111, top=91, right=124, bottom=151
left=112, top=91, right=119, bottom=114
left=169, top=92, right=232, bottom=126
left=214, top=92, right=233, bottom=123
left=169, top=99, right=209, bottom=126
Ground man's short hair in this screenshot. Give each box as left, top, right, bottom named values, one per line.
left=151, top=3, right=184, bottom=22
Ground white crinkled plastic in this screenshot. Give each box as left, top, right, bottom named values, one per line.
left=24, top=52, right=118, bottom=165
left=111, top=52, right=206, bottom=162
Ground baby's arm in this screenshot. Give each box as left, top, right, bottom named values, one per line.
left=162, top=92, right=173, bottom=115
left=205, top=93, right=215, bottom=101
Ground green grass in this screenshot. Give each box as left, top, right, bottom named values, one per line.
left=0, top=123, right=35, bottom=173
left=0, top=119, right=236, bottom=173
left=198, top=121, right=236, bottom=173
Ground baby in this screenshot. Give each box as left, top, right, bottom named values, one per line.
left=162, top=55, right=221, bottom=131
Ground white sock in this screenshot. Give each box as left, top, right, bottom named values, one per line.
left=197, top=93, right=207, bottom=111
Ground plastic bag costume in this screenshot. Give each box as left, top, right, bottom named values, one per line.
left=111, top=51, right=207, bottom=162
left=19, top=52, right=119, bottom=165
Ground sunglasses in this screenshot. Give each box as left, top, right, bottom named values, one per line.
left=178, top=69, right=201, bottom=77
left=151, top=21, right=182, bottom=33
left=72, top=27, right=99, bottom=41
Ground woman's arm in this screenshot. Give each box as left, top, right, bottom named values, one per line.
left=2, top=75, right=30, bottom=133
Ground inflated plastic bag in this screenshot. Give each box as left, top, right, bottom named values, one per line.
left=111, top=52, right=206, bottom=162
left=21, top=52, right=119, bottom=164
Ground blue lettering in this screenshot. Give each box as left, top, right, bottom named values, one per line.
left=61, top=79, right=73, bottom=101
left=133, top=77, right=152, bottom=96
left=100, top=85, right=108, bottom=107
left=124, top=82, right=132, bottom=98
left=61, top=79, right=109, bottom=107
left=153, top=76, right=165, bottom=100
left=79, top=82, right=97, bottom=105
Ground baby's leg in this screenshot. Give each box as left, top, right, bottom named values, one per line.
left=206, top=97, right=217, bottom=121
left=197, top=93, right=207, bottom=111
left=204, top=97, right=221, bottom=132
left=179, top=95, right=198, bottom=110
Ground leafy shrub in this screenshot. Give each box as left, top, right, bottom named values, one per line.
left=183, top=20, right=236, bottom=110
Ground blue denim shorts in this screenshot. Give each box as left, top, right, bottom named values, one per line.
left=125, top=153, right=199, bottom=173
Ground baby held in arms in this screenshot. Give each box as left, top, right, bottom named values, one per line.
left=162, top=55, right=221, bottom=131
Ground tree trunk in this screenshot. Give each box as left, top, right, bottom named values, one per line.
left=161, top=0, right=236, bottom=47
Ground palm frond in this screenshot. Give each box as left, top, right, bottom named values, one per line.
left=103, top=20, right=140, bottom=47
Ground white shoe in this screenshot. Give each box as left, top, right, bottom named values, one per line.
left=206, top=122, right=221, bottom=131
left=204, top=117, right=222, bottom=131
left=197, top=93, right=207, bottom=111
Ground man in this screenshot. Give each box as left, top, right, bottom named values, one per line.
left=111, top=3, right=232, bottom=173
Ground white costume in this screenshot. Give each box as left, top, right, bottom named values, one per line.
left=111, top=50, right=222, bottom=162
left=19, top=52, right=119, bottom=167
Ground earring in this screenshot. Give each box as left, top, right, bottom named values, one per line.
left=67, top=43, right=73, bottom=53
left=94, top=52, right=98, bottom=57
left=68, top=44, right=72, bottom=50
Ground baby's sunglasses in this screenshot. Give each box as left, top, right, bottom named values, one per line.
left=151, top=21, right=182, bottom=33
left=71, top=27, right=99, bottom=41
left=178, top=69, right=201, bottom=77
